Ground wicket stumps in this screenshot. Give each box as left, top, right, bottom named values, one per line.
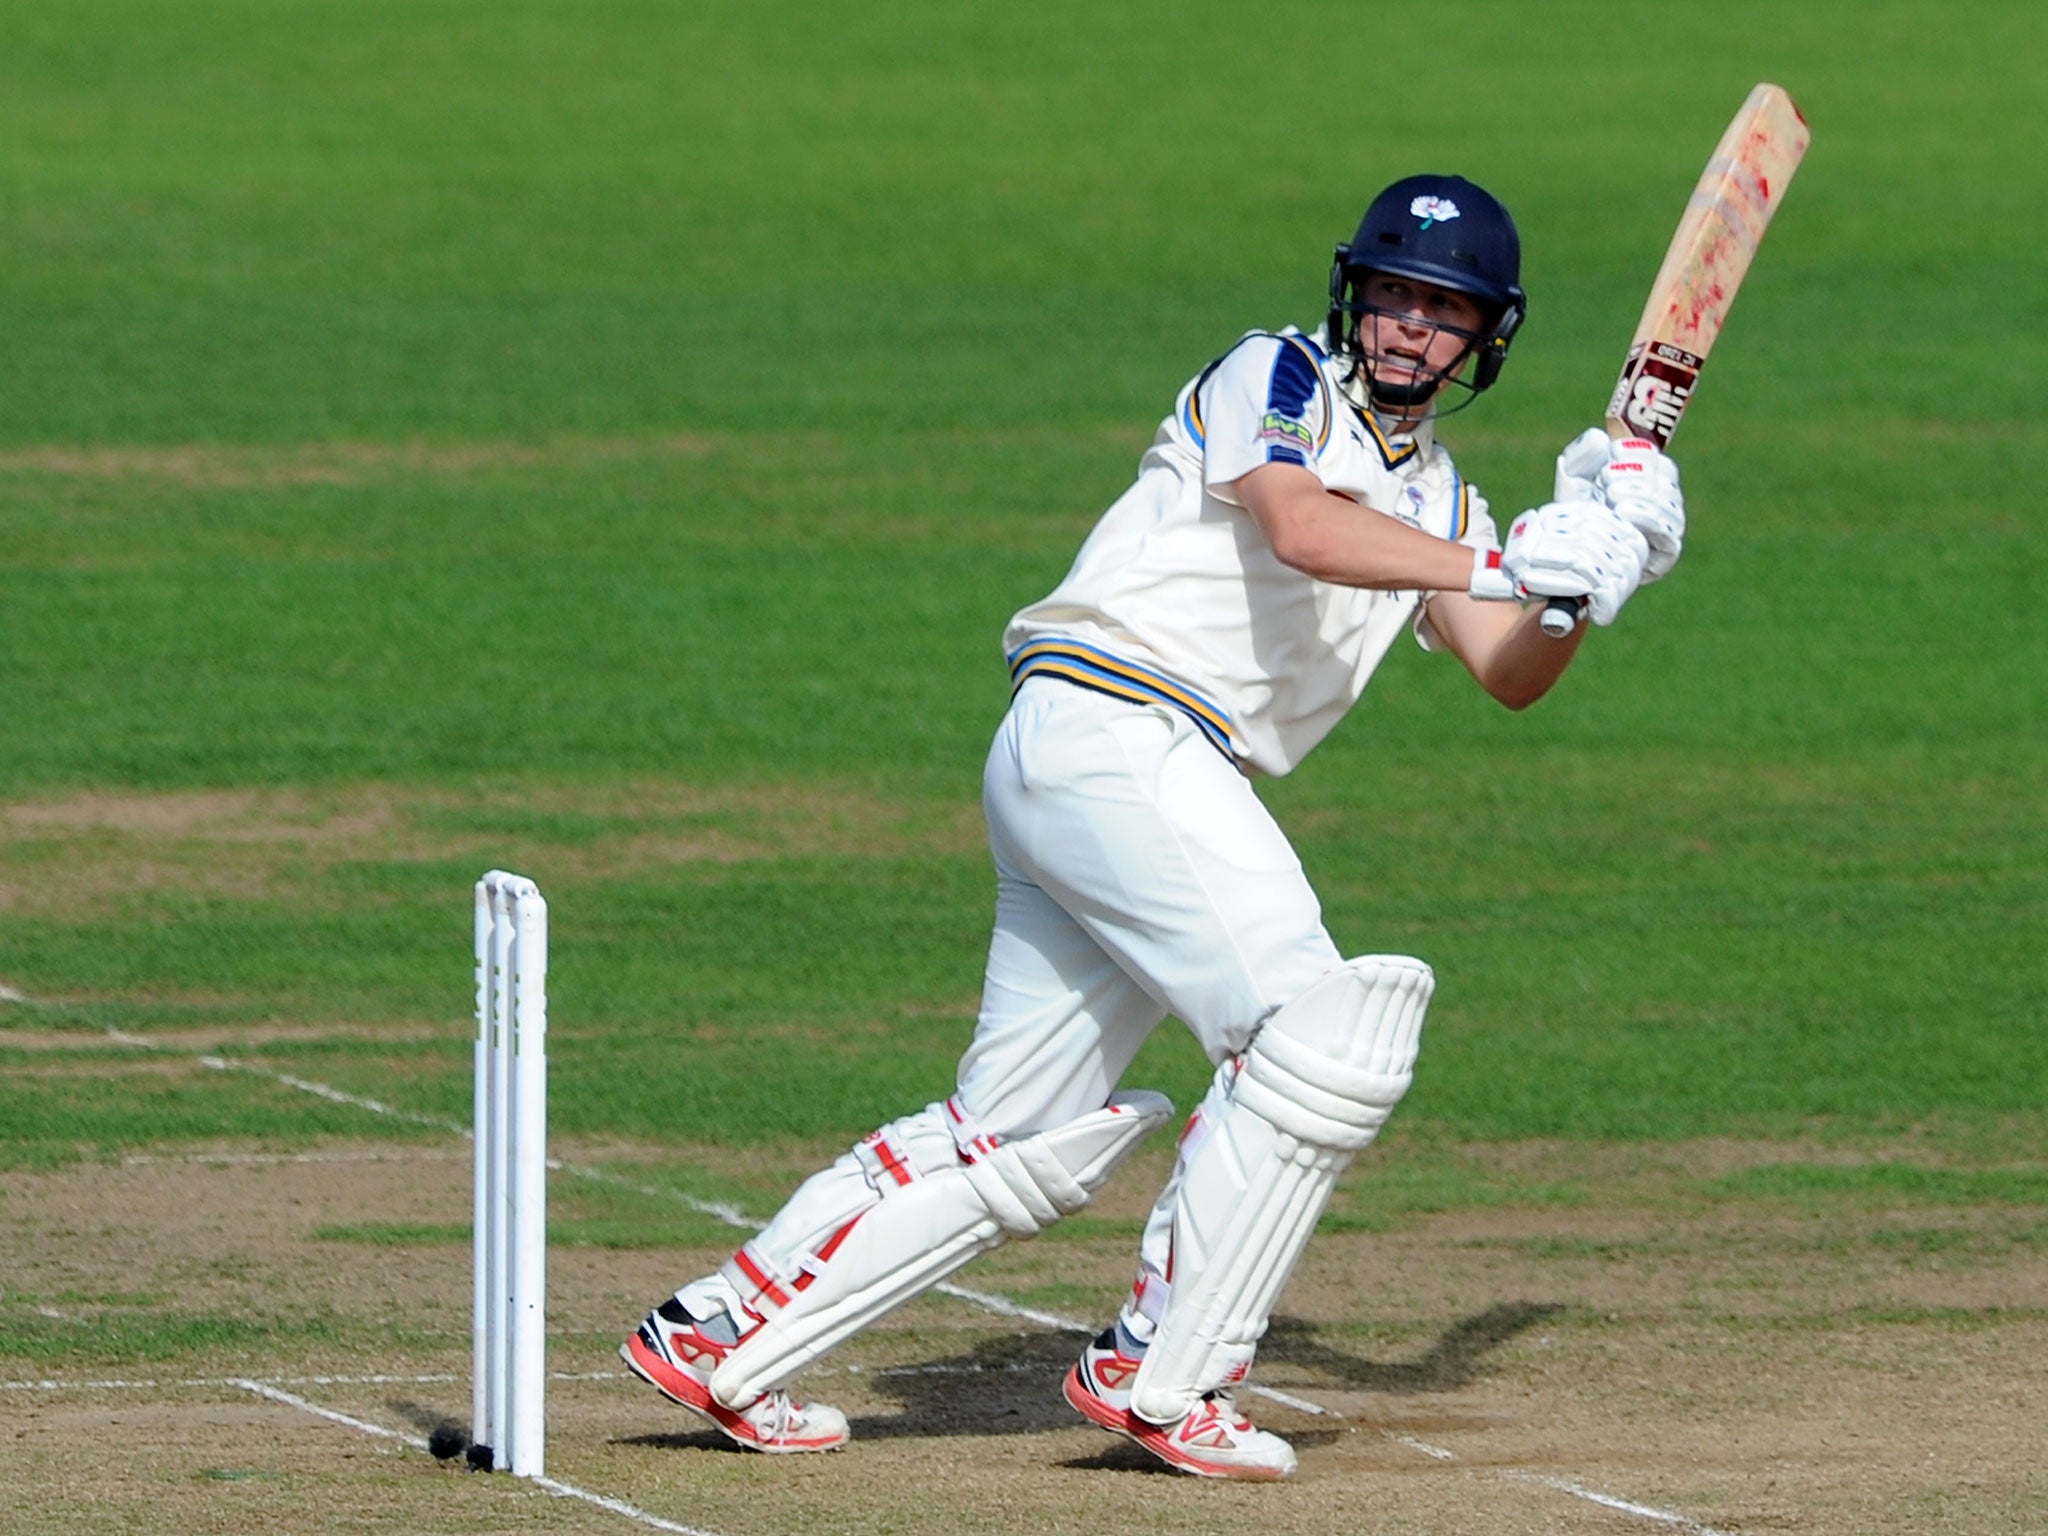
left=471, top=870, right=549, bottom=1476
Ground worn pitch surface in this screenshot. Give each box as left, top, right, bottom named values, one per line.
left=5, top=1133, right=2044, bottom=1536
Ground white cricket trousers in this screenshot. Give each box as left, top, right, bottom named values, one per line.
left=956, top=677, right=1343, bottom=1136
left=715, top=678, right=1344, bottom=1317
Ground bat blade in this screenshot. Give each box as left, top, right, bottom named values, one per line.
left=1540, top=84, right=1809, bottom=638
left=1604, top=82, right=1811, bottom=448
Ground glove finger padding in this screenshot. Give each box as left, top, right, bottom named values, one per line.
left=1553, top=431, right=1686, bottom=584
left=1552, top=426, right=1613, bottom=504
left=1598, top=440, right=1685, bottom=581
left=1502, top=501, right=1650, bottom=626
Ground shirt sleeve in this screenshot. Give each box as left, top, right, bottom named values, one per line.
left=1195, top=333, right=1334, bottom=498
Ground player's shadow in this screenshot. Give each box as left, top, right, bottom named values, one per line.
left=608, top=1300, right=1562, bottom=1454
left=858, top=1298, right=1561, bottom=1443
left=849, top=1329, right=1081, bottom=1441
left=614, top=1424, right=752, bottom=1456
left=1259, top=1299, right=1566, bottom=1394
left=849, top=1335, right=1349, bottom=1455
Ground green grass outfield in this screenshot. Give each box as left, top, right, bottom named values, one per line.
left=1, top=0, right=2043, bottom=1322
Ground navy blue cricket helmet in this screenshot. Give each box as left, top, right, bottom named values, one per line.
left=1326, top=174, right=1527, bottom=407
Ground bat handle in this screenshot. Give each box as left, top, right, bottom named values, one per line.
left=1539, top=596, right=1586, bottom=638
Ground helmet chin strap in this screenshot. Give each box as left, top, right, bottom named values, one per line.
left=1346, top=308, right=1481, bottom=419
left=1350, top=349, right=1473, bottom=418
left=1360, top=368, right=1440, bottom=412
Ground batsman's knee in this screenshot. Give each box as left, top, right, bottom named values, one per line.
left=1235, top=954, right=1433, bottom=1150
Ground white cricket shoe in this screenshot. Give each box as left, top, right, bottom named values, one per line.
left=621, top=1297, right=849, bottom=1454
left=1063, top=1327, right=1297, bottom=1480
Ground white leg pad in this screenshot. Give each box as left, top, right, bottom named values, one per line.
left=711, top=1090, right=1172, bottom=1406
left=1127, top=956, right=1431, bottom=1425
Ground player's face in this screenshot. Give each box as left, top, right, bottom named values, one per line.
left=1355, top=273, right=1487, bottom=393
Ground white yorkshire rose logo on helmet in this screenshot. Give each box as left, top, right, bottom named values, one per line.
left=1409, top=195, right=1461, bottom=229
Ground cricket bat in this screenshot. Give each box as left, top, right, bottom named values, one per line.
left=1541, top=82, right=1811, bottom=636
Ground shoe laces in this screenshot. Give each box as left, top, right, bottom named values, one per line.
left=1196, top=1391, right=1254, bottom=1432
left=760, top=1389, right=799, bottom=1438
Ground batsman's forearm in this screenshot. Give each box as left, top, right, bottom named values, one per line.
left=1240, top=467, right=1480, bottom=591
left=1275, top=505, right=1483, bottom=591
left=1479, top=602, right=1586, bottom=709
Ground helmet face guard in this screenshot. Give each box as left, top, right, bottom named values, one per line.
left=1326, top=174, right=1527, bottom=412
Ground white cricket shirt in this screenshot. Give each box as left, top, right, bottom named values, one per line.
left=1005, top=327, right=1500, bottom=776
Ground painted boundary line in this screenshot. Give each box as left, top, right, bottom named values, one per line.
left=78, top=1025, right=1732, bottom=1535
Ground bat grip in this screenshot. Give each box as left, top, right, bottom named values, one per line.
left=1539, top=596, right=1586, bottom=638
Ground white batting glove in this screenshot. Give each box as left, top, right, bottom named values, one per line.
left=1501, top=500, right=1650, bottom=627
left=1555, top=428, right=1686, bottom=581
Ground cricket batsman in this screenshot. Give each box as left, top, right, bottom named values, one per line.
left=620, top=173, right=1686, bottom=1478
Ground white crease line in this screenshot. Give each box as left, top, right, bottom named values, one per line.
left=1238, top=1382, right=1334, bottom=1416
left=529, top=1473, right=728, bottom=1536
left=124, top=1148, right=470, bottom=1166
left=231, top=1377, right=427, bottom=1450
left=555, top=1160, right=754, bottom=1228
left=931, top=1280, right=1097, bottom=1336
left=4, top=1369, right=623, bottom=1394
left=198, top=1054, right=462, bottom=1131
left=96, top=1027, right=460, bottom=1133
left=230, top=1380, right=725, bottom=1536
left=160, top=1043, right=1730, bottom=1533
left=1506, top=1472, right=1737, bottom=1536
left=5, top=1371, right=457, bottom=1394
left=10, top=1362, right=1119, bottom=1393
